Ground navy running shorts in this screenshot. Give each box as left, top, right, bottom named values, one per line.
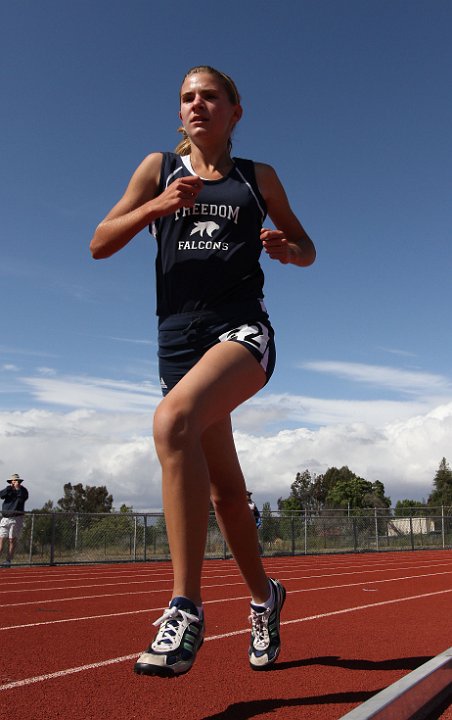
left=157, top=299, right=276, bottom=396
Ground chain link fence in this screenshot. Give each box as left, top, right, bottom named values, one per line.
left=5, top=506, right=452, bottom=565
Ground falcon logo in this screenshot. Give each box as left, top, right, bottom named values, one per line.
left=190, top=221, right=220, bottom=238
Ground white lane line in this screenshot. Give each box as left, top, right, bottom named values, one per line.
left=0, top=569, right=175, bottom=586
left=0, top=582, right=239, bottom=609
left=2, top=556, right=451, bottom=590
left=2, top=561, right=452, bottom=596
left=1, top=587, right=451, bottom=692
left=0, top=654, right=138, bottom=691
left=1, top=569, right=452, bottom=612
left=0, top=574, right=238, bottom=595
left=2, top=575, right=452, bottom=631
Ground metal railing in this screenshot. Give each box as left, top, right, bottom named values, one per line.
left=5, top=506, right=452, bottom=566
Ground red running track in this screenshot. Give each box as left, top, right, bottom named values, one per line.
left=1, top=550, right=451, bottom=720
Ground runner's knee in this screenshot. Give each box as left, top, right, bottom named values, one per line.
left=211, top=487, right=248, bottom=516
left=153, top=398, right=197, bottom=455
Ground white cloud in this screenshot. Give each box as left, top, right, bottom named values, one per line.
left=36, top=367, right=57, bottom=376
left=301, top=360, right=451, bottom=395
left=21, top=374, right=162, bottom=412
left=1, top=397, right=451, bottom=511
left=1, top=364, right=451, bottom=511
left=234, top=402, right=452, bottom=506
left=246, top=393, right=428, bottom=428
left=105, top=335, right=156, bottom=346
left=0, top=345, right=58, bottom=359
left=0, top=409, right=161, bottom=510
left=378, top=346, right=418, bottom=358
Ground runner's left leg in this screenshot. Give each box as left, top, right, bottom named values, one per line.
left=152, top=340, right=267, bottom=605
left=204, top=416, right=269, bottom=603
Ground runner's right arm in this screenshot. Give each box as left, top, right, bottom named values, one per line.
left=90, top=153, right=203, bottom=259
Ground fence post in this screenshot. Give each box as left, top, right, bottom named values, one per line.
left=28, top=513, right=35, bottom=565
left=374, top=508, right=379, bottom=552
left=409, top=515, right=415, bottom=550
left=291, top=516, right=295, bottom=556
left=49, top=512, right=56, bottom=566
left=143, top=515, right=147, bottom=562
left=133, top=516, right=137, bottom=562
left=304, top=510, right=307, bottom=555
left=441, top=506, right=445, bottom=549
left=74, top=514, right=79, bottom=552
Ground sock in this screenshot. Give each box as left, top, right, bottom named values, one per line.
left=171, top=596, right=203, bottom=620
left=251, top=580, right=274, bottom=611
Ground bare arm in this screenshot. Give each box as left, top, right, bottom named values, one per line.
left=255, top=163, right=316, bottom=267
left=90, top=153, right=203, bottom=259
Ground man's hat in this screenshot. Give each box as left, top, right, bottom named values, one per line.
left=7, top=473, right=23, bottom=484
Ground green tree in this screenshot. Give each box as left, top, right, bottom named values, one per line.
left=278, top=469, right=327, bottom=516
left=363, top=480, right=391, bottom=510
left=57, top=483, right=113, bottom=514
left=428, top=457, right=452, bottom=507
left=395, top=499, right=426, bottom=517
left=324, top=467, right=390, bottom=511
left=22, top=499, right=55, bottom=555
left=261, top=501, right=278, bottom=545
left=277, top=493, right=303, bottom=514
left=81, top=507, right=135, bottom=552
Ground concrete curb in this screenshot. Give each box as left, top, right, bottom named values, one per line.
left=339, top=647, right=452, bottom=720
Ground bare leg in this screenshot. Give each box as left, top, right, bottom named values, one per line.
left=153, top=341, right=267, bottom=606
left=7, top=538, right=16, bottom=561
left=204, top=417, right=269, bottom=603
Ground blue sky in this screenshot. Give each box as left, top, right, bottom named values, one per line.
left=1, top=0, right=451, bottom=511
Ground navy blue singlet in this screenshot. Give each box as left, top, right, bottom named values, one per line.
left=151, top=153, right=268, bottom=319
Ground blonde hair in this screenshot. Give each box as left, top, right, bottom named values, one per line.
left=175, top=66, right=241, bottom=156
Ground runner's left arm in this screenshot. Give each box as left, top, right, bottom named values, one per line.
left=255, top=163, right=316, bottom=267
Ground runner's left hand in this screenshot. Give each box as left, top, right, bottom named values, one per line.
left=261, top=228, right=293, bottom=264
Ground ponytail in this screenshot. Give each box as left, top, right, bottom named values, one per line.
left=175, top=126, right=233, bottom=156
left=175, top=126, right=191, bottom=156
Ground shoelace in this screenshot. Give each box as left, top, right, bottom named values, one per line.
left=152, top=606, right=199, bottom=648
left=249, top=607, right=271, bottom=649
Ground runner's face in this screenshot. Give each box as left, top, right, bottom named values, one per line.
left=179, top=73, right=242, bottom=146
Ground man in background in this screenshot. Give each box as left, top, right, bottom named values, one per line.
left=246, top=490, right=261, bottom=529
left=0, top=473, right=29, bottom=566
left=246, top=490, right=262, bottom=555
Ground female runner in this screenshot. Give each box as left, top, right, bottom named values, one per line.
left=90, top=65, right=316, bottom=677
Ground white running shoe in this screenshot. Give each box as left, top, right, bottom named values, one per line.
left=134, top=597, right=204, bottom=678
left=249, top=578, right=286, bottom=670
